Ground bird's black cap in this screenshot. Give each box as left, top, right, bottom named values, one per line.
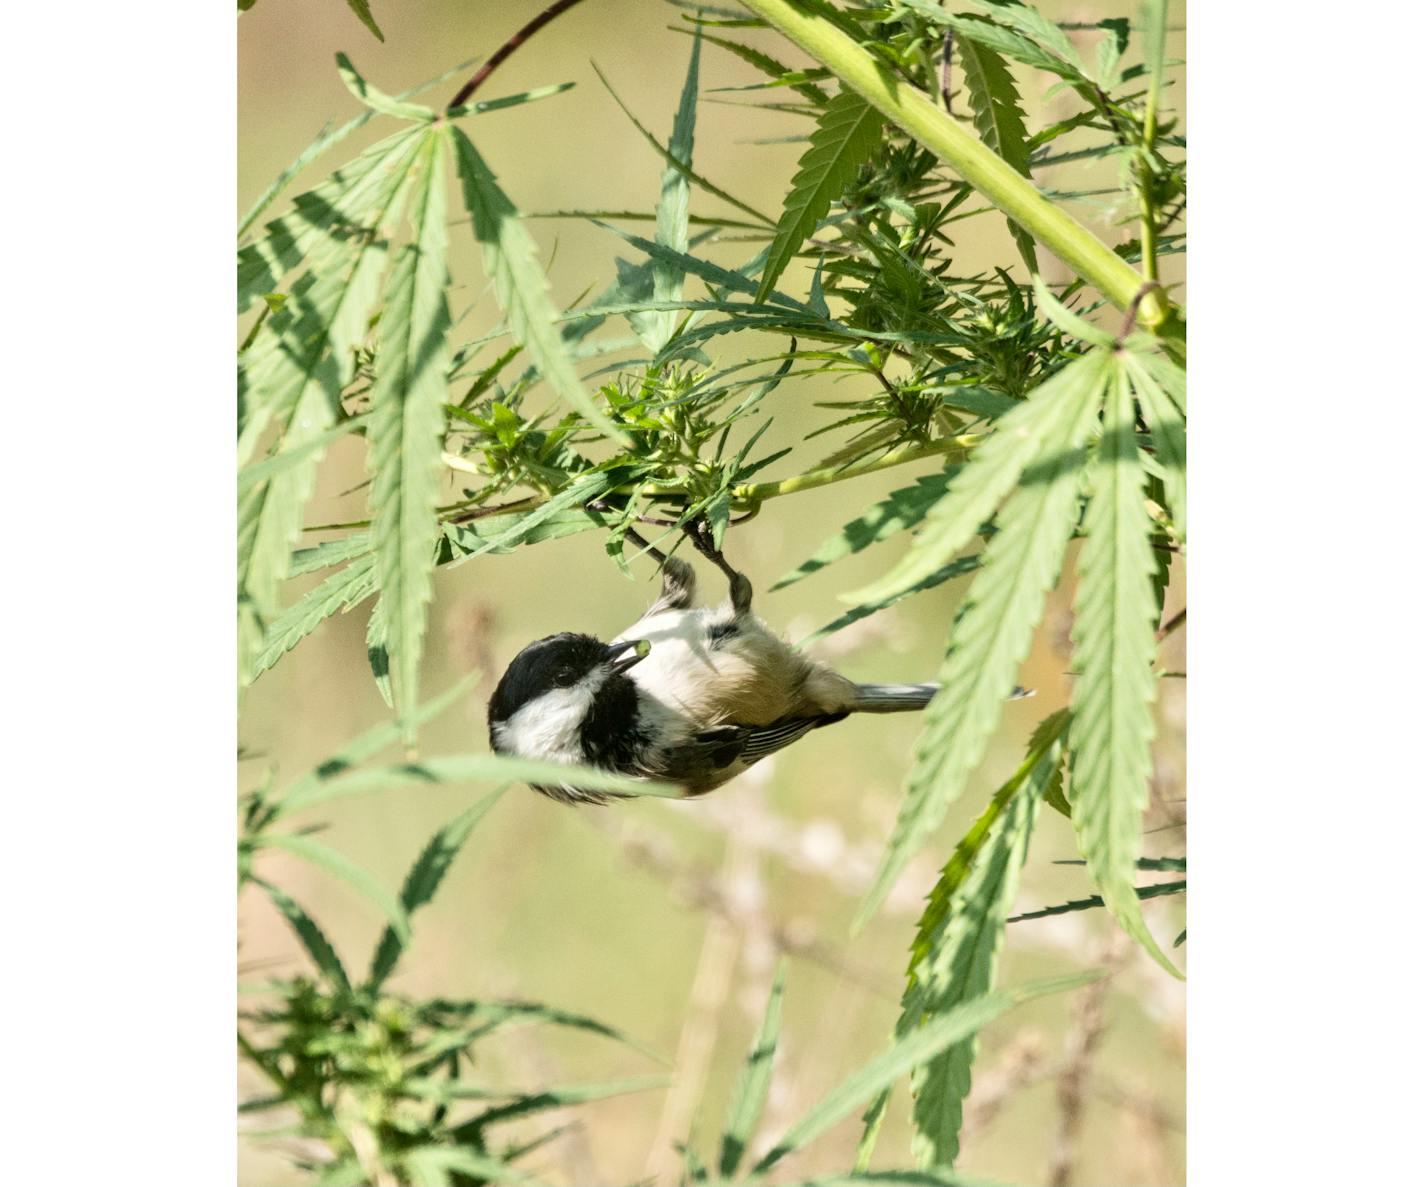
left=487, top=633, right=608, bottom=731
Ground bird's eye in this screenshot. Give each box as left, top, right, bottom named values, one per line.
left=554, top=668, right=576, bottom=687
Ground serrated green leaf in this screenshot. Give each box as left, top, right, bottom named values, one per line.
left=467, top=1076, right=667, bottom=1129
left=255, top=832, right=410, bottom=940
left=908, top=722, right=1064, bottom=1167
left=280, top=753, right=681, bottom=817
left=957, top=39, right=1036, bottom=272
left=256, top=878, right=351, bottom=991
left=856, top=355, right=1110, bottom=928
left=367, top=787, right=507, bottom=988
left=803, top=555, right=981, bottom=646
left=696, top=30, right=831, bottom=105
left=774, top=469, right=959, bottom=590
left=1068, top=361, right=1180, bottom=977
left=238, top=59, right=476, bottom=238
left=248, top=554, right=377, bottom=682
left=757, top=91, right=883, bottom=302
left=646, top=26, right=702, bottom=352
left=238, top=127, right=423, bottom=312
left=450, top=128, right=627, bottom=443
left=344, top=0, right=384, bottom=43
left=366, top=132, right=452, bottom=729
left=1125, top=351, right=1185, bottom=539
left=336, top=53, right=431, bottom=120
left=753, top=974, right=1099, bottom=1174
left=1031, top=275, right=1112, bottom=347
left=718, top=962, right=787, bottom=1177
left=1008, top=879, right=1185, bottom=924
left=237, top=131, right=424, bottom=669
left=844, top=352, right=1108, bottom=612
left=238, top=412, right=371, bottom=493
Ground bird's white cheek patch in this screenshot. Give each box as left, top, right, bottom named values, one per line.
left=497, top=680, right=600, bottom=764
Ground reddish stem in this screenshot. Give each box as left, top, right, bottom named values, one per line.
left=447, top=0, right=592, bottom=110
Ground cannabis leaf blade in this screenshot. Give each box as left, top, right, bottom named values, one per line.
left=857, top=352, right=1110, bottom=927
left=843, top=354, right=1107, bottom=611
left=718, top=962, right=788, bottom=1177
left=250, top=554, right=377, bottom=681
left=1069, top=362, right=1180, bottom=976
left=1126, top=351, right=1185, bottom=539
left=774, top=470, right=958, bottom=590
left=754, top=974, right=1099, bottom=1174
left=450, top=128, right=626, bottom=442
left=957, top=39, right=1037, bottom=271
left=368, top=787, right=507, bottom=988
left=909, top=718, right=1065, bottom=1166
left=367, top=131, right=452, bottom=728
left=646, top=25, right=701, bottom=352
left=757, top=91, right=884, bottom=302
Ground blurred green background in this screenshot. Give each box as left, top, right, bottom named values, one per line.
left=238, top=3, right=1185, bottom=1183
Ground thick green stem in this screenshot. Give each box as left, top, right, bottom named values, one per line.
left=729, top=434, right=976, bottom=506
left=736, top=0, right=1180, bottom=337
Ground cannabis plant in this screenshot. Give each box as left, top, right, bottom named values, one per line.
left=238, top=0, right=1186, bottom=1180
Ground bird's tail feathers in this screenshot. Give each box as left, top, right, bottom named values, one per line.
left=849, top=683, right=1035, bottom=712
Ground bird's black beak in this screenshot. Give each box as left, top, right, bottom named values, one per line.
left=607, top=638, right=651, bottom=675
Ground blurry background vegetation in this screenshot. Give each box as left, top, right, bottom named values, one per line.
left=238, top=2, right=1185, bottom=1183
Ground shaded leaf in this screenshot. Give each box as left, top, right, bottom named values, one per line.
left=646, top=26, right=702, bottom=352
left=280, top=753, right=681, bottom=817
left=368, top=787, right=507, bottom=988
left=1008, top=879, right=1185, bottom=924
left=345, top=0, right=384, bottom=43
left=718, top=962, right=788, bottom=1177
left=256, top=832, right=410, bottom=940
left=256, top=879, right=351, bottom=991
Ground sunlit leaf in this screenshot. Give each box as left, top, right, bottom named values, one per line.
left=957, top=38, right=1037, bottom=272
left=754, top=973, right=1100, bottom=1173
left=366, top=131, right=452, bottom=728
left=450, top=128, right=627, bottom=442
left=857, top=354, right=1111, bottom=926
left=909, top=718, right=1065, bottom=1166
left=336, top=52, right=432, bottom=121
left=1069, top=362, right=1180, bottom=976
left=757, top=91, right=883, bottom=302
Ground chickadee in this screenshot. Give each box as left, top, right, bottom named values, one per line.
left=488, top=532, right=1023, bottom=804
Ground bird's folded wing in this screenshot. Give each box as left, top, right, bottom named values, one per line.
left=688, top=712, right=848, bottom=773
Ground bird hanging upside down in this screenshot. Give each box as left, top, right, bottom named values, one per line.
left=487, top=523, right=1026, bottom=804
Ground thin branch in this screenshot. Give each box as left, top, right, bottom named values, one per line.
left=447, top=0, right=592, bottom=111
